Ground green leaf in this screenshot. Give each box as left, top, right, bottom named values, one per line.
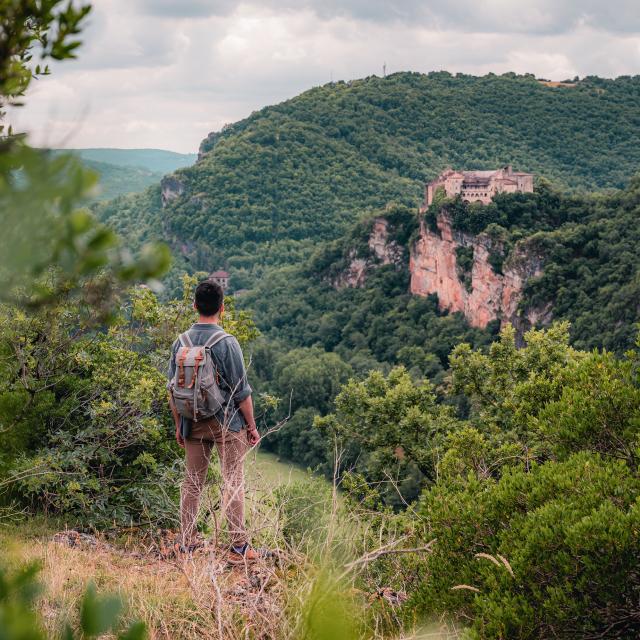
left=80, top=582, right=123, bottom=637
left=68, top=209, right=93, bottom=234
left=118, top=621, right=148, bottom=640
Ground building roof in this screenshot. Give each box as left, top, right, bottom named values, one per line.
left=210, top=270, right=229, bottom=278
left=429, top=167, right=533, bottom=187
left=462, top=170, right=498, bottom=179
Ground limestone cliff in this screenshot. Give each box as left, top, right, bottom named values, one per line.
left=334, top=217, right=404, bottom=288
left=368, top=217, right=404, bottom=266
left=410, top=212, right=547, bottom=329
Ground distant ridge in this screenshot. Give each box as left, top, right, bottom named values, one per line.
left=46, top=147, right=197, bottom=201
left=61, top=148, right=197, bottom=174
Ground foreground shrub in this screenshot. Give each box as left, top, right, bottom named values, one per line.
left=411, top=453, right=640, bottom=639
left=316, top=366, right=458, bottom=508
left=533, top=349, right=640, bottom=465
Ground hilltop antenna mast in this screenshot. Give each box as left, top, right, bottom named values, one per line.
left=383, top=62, right=386, bottom=78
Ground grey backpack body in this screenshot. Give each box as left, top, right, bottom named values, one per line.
left=170, top=330, right=230, bottom=422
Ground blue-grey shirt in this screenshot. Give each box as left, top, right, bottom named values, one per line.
left=167, top=323, right=252, bottom=435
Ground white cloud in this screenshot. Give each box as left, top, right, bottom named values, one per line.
left=8, top=1, right=640, bottom=152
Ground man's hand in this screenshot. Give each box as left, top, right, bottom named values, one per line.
left=238, top=395, right=259, bottom=446
left=247, top=424, right=260, bottom=446
left=175, top=423, right=184, bottom=448
left=168, top=392, right=184, bottom=448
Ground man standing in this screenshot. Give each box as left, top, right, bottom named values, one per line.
left=167, top=280, right=260, bottom=563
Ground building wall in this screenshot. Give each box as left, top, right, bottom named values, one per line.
left=210, top=276, right=229, bottom=290
left=425, top=168, right=533, bottom=207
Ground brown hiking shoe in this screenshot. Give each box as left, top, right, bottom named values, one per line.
left=226, top=544, right=261, bottom=566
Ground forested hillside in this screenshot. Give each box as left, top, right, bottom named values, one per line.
left=94, top=71, right=640, bottom=469
left=73, top=158, right=162, bottom=200
left=96, top=71, right=640, bottom=284
left=243, top=179, right=640, bottom=469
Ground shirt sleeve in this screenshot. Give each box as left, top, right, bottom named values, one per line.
left=218, top=336, right=252, bottom=403
left=166, top=339, right=179, bottom=389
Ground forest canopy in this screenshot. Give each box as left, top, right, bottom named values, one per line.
left=97, top=71, right=640, bottom=287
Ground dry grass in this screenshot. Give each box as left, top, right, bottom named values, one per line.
left=3, top=519, right=324, bottom=638
left=4, top=527, right=204, bottom=637
left=0, top=453, right=463, bottom=639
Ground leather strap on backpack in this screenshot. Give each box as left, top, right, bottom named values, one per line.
left=176, top=332, right=194, bottom=388
left=178, top=331, right=193, bottom=348
left=188, top=350, right=204, bottom=389
left=177, top=347, right=188, bottom=387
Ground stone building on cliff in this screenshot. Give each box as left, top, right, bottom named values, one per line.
left=422, top=165, right=534, bottom=210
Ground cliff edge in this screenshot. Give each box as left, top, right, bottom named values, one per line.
left=410, top=212, right=548, bottom=330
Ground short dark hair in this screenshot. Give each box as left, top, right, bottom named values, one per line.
left=194, top=280, right=224, bottom=316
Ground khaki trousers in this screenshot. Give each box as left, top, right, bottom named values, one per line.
left=180, top=418, right=248, bottom=548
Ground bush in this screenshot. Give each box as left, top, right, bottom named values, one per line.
left=411, top=453, right=640, bottom=639
left=533, top=349, right=640, bottom=465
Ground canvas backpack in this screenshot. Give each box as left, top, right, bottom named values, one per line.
left=170, top=330, right=231, bottom=422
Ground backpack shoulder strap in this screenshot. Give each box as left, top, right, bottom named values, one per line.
left=178, top=331, right=193, bottom=348
left=204, top=331, right=231, bottom=350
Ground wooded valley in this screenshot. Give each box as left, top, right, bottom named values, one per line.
left=2, top=10, right=640, bottom=636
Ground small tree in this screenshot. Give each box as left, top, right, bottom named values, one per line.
left=0, top=1, right=170, bottom=307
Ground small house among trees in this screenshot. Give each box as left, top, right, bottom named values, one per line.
left=209, top=270, right=230, bottom=290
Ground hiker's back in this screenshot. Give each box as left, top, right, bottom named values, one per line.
left=169, top=327, right=230, bottom=422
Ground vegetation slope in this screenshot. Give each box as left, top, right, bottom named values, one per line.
left=96, top=71, right=640, bottom=285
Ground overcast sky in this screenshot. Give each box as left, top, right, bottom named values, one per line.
left=9, top=0, right=640, bottom=153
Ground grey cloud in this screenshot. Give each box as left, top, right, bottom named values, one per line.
left=15, top=0, right=640, bottom=153
left=59, top=1, right=184, bottom=71
left=137, top=0, right=640, bottom=35
left=309, top=0, right=640, bottom=34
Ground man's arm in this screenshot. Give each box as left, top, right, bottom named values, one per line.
left=238, top=395, right=260, bottom=446
left=221, top=337, right=260, bottom=446
left=168, top=392, right=184, bottom=448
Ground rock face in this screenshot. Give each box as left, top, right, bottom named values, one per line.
left=334, top=218, right=404, bottom=288
left=368, top=218, right=404, bottom=266
left=410, top=213, right=546, bottom=329
left=334, top=251, right=368, bottom=288
left=160, top=175, right=185, bottom=207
